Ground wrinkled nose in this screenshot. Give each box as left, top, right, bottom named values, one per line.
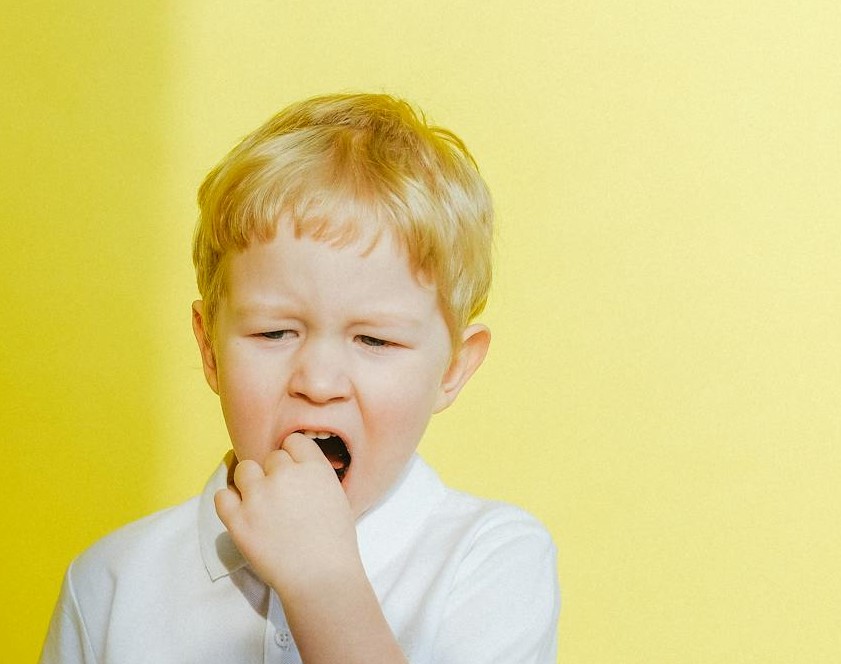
left=288, top=340, right=352, bottom=404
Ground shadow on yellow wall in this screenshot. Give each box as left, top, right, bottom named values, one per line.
left=1, top=3, right=171, bottom=657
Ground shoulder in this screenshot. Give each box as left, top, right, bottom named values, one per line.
left=384, top=457, right=557, bottom=575
left=41, top=497, right=204, bottom=663
left=439, top=489, right=559, bottom=613
left=434, top=485, right=557, bottom=563
left=69, top=496, right=201, bottom=596
left=431, top=489, right=560, bottom=662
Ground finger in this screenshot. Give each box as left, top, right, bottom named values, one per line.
left=263, top=447, right=294, bottom=474
left=233, top=458, right=265, bottom=493
left=280, top=432, right=328, bottom=463
left=214, top=487, right=241, bottom=530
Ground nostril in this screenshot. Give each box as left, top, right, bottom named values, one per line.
left=288, top=372, right=352, bottom=404
left=288, top=346, right=353, bottom=404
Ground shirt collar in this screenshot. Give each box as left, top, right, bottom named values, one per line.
left=198, top=452, right=446, bottom=582
left=198, top=451, right=248, bottom=581
left=356, top=455, right=447, bottom=578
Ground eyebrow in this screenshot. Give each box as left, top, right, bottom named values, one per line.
left=231, top=301, right=291, bottom=317
left=231, top=301, right=426, bottom=328
left=227, top=300, right=292, bottom=320
left=352, top=313, right=426, bottom=329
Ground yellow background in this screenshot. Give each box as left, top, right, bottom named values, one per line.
left=3, top=1, right=840, bottom=661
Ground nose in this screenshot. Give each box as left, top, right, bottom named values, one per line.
left=287, top=338, right=352, bottom=404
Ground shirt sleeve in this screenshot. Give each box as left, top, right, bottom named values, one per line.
left=431, top=513, right=560, bottom=664
left=39, top=562, right=98, bottom=664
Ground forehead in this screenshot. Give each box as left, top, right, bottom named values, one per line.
left=223, top=223, right=439, bottom=314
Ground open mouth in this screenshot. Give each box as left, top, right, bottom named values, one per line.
left=298, top=431, right=351, bottom=481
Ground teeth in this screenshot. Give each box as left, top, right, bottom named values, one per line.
left=300, top=430, right=334, bottom=440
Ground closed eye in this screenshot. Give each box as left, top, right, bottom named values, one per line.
left=356, top=334, right=392, bottom=348
left=259, top=330, right=297, bottom=340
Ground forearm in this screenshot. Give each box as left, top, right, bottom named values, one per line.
left=279, top=566, right=408, bottom=664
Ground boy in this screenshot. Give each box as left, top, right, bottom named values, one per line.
left=41, top=93, right=559, bottom=663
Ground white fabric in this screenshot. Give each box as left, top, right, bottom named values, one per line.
left=40, top=454, right=560, bottom=663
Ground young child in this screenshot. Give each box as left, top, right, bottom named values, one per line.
left=41, top=93, right=560, bottom=663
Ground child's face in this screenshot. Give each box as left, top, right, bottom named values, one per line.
left=194, top=222, right=483, bottom=518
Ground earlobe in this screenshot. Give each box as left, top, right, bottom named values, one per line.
left=191, top=300, right=219, bottom=394
left=434, top=324, right=491, bottom=414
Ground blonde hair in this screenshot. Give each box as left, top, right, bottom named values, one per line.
left=193, top=93, right=493, bottom=347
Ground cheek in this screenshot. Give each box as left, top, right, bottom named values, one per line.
left=216, top=349, right=280, bottom=447
left=217, top=342, right=280, bottom=398
left=364, top=366, right=444, bottom=436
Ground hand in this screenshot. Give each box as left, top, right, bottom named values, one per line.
left=215, top=433, right=362, bottom=597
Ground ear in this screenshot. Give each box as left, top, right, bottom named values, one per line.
left=434, top=324, right=491, bottom=414
left=192, top=300, right=219, bottom=394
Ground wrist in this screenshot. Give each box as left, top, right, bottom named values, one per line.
left=279, top=561, right=408, bottom=664
left=269, top=548, right=367, bottom=603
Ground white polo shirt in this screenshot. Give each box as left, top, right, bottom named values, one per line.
left=40, top=454, right=559, bottom=663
